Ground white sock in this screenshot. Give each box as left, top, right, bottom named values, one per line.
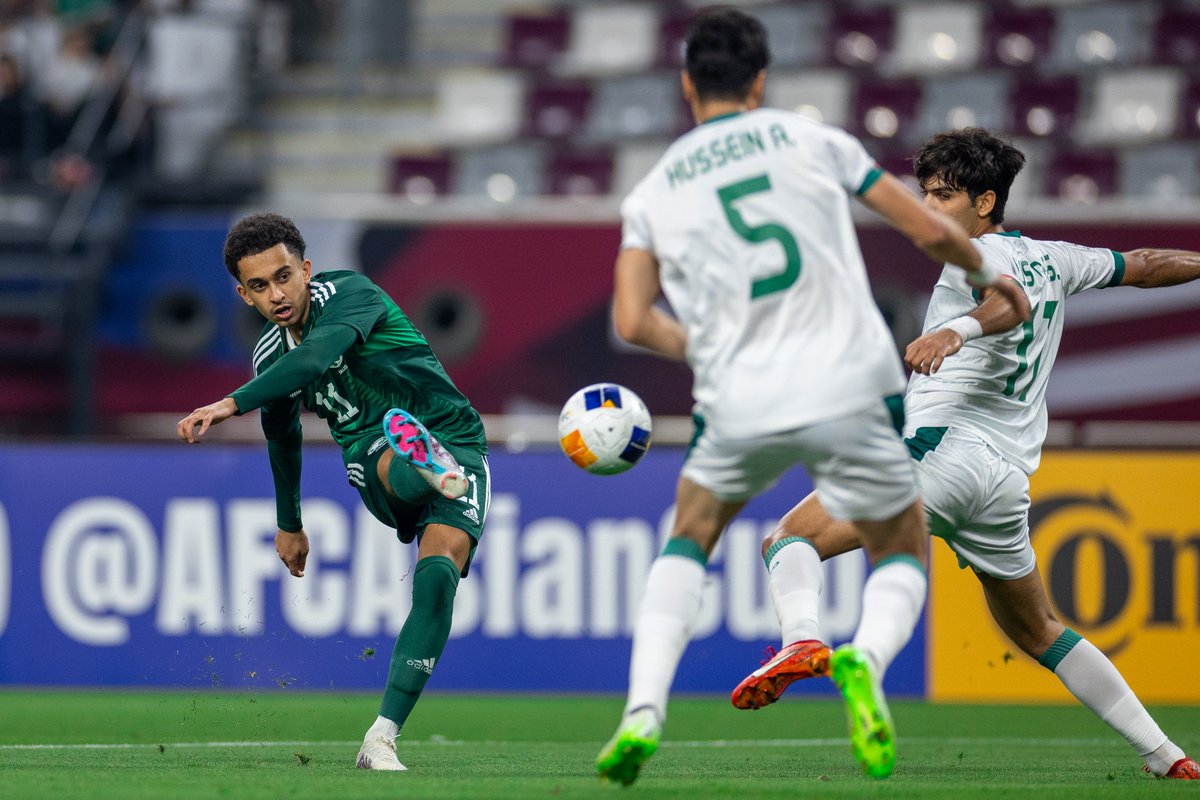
left=1049, top=633, right=1182, bottom=774
left=624, top=552, right=706, bottom=723
left=365, top=715, right=399, bottom=742
left=851, top=558, right=926, bottom=679
left=766, top=537, right=824, bottom=645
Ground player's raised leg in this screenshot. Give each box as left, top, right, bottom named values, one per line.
left=977, top=567, right=1198, bottom=780
left=383, top=408, right=468, bottom=499
left=732, top=493, right=862, bottom=709
left=596, top=478, right=745, bottom=786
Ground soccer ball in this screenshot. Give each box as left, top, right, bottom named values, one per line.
left=558, top=383, right=653, bottom=475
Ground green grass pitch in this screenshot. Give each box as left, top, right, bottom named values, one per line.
left=1, top=690, right=1197, bottom=799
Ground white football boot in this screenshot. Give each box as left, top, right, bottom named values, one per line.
left=355, top=736, right=407, bottom=771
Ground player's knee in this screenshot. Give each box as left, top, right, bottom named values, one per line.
left=760, top=526, right=790, bottom=559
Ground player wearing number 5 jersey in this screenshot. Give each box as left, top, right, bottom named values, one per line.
left=176, top=213, right=489, bottom=773
left=595, top=7, right=1028, bottom=786
left=736, top=128, right=1200, bottom=780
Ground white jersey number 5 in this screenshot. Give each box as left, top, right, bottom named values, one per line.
left=717, top=174, right=802, bottom=299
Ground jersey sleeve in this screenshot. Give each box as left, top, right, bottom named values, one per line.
left=311, top=277, right=389, bottom=341
left=1055, top=242, right=1125, bottom=296
left=820, top=126, right=882, bottom=195
left=229, top=323, right=360, bottom=414
left=261, top=396, right=303, bottom=531
left=619, top=188, right=654, bottom=251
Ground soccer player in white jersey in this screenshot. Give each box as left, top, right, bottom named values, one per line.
left=594, top=10, right=1028, bottom=786
left=733, top=127, right=1200, bottom=780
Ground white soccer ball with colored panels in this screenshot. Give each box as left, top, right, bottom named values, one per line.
left=558, top=383, right=653, bottom=475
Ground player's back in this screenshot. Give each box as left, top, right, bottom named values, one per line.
left=906, top=231, right=1124, bottom=473
left=620, top=108, right=903, bottom=438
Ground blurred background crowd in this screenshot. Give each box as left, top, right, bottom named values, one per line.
left=1, top=0, right=1198, bottom=439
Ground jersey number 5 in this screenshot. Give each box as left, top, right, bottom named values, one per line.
left=717, top=174, right=802, bottom=299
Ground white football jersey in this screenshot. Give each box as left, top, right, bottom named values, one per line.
left=905, top=231, right=1124, bottom=474
left=620, top=108, right=905, bottom=438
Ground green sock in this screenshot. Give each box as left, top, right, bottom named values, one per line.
left=379, top=555, right=460, bottom=725
left=387, top=453, right=438, bottom=504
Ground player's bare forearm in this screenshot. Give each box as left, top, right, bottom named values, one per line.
left=906, top=279, right=1026, bottom=374
left=973, top=277, right=1028, bottom=334
left=176, top=397, right=239, bottom=443
left=1121, top=248, right=1200, bottom=288
left=613, top=247, right=686, bottom=360
left=860, top=173, right=982, bottom=272
left=905, top=329, right=962, bottom=375
left=275, top=528, right=309, bottom=577
left=622, top=307, right=688, bottom=361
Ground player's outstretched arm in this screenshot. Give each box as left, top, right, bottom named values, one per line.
left=613, top=247, right=687, bottom=361
left=904, top=278, right=1027, bottom=375
left=177, top=397, right=239, bottom=443
left=858, top=172, right=1030, bottom=321
left=1119, top=248, right=1200, bottom=288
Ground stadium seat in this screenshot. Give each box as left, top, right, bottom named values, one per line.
left=502, top=12, right=570, bottom=70
left=558, top=3, right=661, bottom=77
left=916, top=72, right=1013, bottom=140
left=389, top=153, right=453, bottom=201
left=1006, top=136, right=1050, bottom=203
left=435, top=70, right=525, bottom=145
left=453, top=144, right=546, bottom=201
left=983, top=5, right=1055, bottom=69
left=851, top=78, right=922, bottom=143
left=612, top=139, right=671, bottom=198
left=1076, top=68, right=1184, bottom=145
left=1152, top=8, right=1200, bottom=66
left=870, top=145, right=921, bottom=194
left=545, top=149, right=615, bottom=197
left=765, top=70, right=854, bottom=129
left=829, top=7, right=894, bottom=68
left=585, top=73, right=681, bottom=142
left=1048, top=2, right=1156, bottom=70
left=1009, top=76, right=1079, bottom=139
left=657, top=7, right=691, bottom=69
left=1118, top=143, right=1200, bottom=199
left=1047, top=148, right=1117, bottom=203
left=1183, top=80, right=1200, bottom=139
left=523, top=81, right=593, bottom=140
left=887, top=2, right=983, bottom=75
left=751, top=4, right=833, bottom=67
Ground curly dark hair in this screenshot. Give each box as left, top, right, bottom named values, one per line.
left=685, top=6, right=771, bottom=101
left=913, top=128, right=1026, bottom=225
left=223, top=213, right=307, bottom=279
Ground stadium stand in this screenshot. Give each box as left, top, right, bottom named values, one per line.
left=2, top=0, right=1199, bottom=435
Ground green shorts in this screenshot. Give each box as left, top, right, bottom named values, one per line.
left=342, top=434, right=491, bottom=576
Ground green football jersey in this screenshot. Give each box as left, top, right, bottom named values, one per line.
left=232, top=269, right=486, bottom=449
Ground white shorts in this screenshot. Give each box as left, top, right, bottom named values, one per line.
left=910, top=426, right=1035, bottom=580
left=682, top=401, right=918, bottom=521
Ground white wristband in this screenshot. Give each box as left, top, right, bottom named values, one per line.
left=942, top=315, right=983, bottom=343
left=965, top=258, right=1001, bottom=288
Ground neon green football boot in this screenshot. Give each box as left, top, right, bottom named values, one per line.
left=595, top=707, right=661, bottom=786
left=828, top=644, right=895, bottom=779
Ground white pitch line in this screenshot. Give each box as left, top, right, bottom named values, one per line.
left=0, top=736, right=1121, bottom=751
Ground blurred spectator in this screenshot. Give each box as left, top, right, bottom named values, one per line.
left=36, top=23, right=101, bottom=149
left=0, top=50, right=41, bottom=178
left=1, top=0, right=59, bottom=84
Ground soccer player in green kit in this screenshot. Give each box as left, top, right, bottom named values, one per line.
left=177, top=212, right=490, bottom=771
